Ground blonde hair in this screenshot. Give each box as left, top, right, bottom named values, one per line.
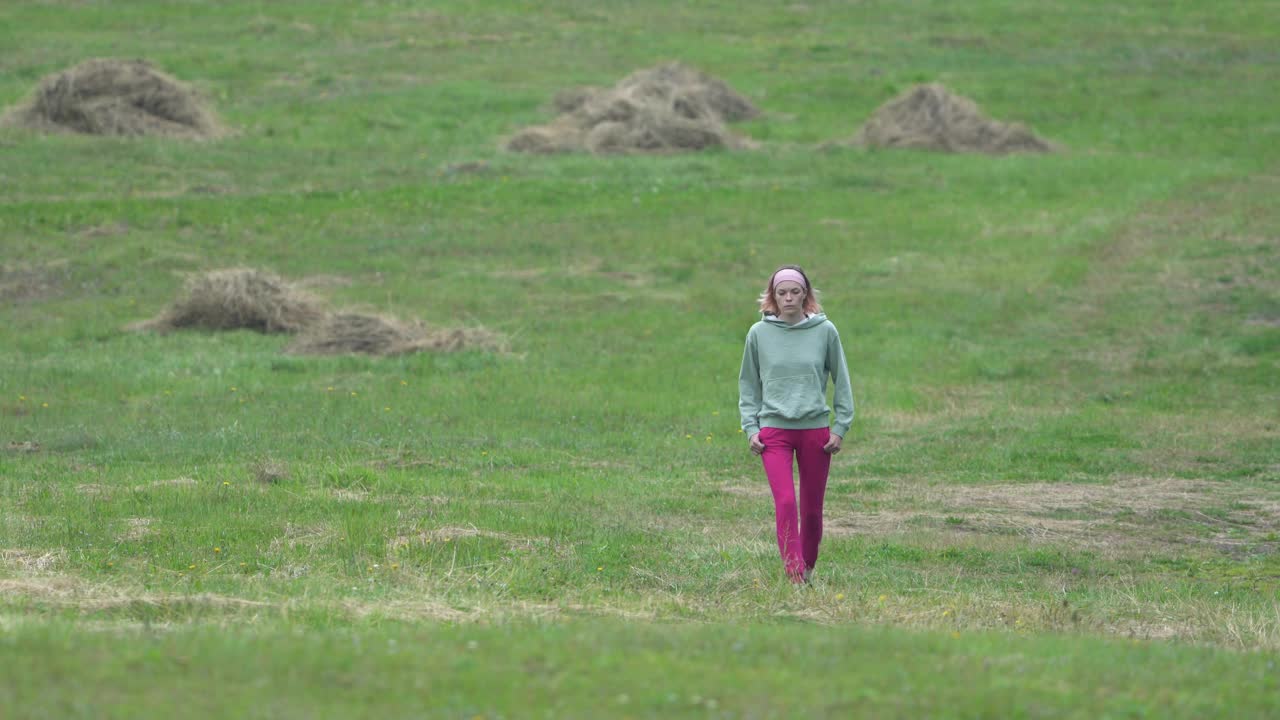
left=757, top=265, right=822, bottom=315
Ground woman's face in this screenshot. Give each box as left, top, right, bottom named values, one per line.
left=774, top=280, right=806, bottom=314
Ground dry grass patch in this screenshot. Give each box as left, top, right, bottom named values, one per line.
left=266, top=523, right=338, bottom=554
left=74, top=483, right=111, bottom=498
left=341, top=598, right=656, bottom=623
left=851, top=83, right=1053, bottom=154
left=679, top=573, right=1280, bottom=649
left=933, top=477, right=1213, bottom=514
left=331, top=488, right=370, bottom=502
left=252, top=458, right=290, bottom=485
left=388, top=526, right=550, bottom=553
left=825, top=477, right=1280, bottom=557
left=703, top=534, right=776, bottom=557
left=0, top=549, right=64, bottom=573
left=0, top=578, right=627, bottom=626
left=1, top=58, right=226, bottom=138
left=340, top=598, right=475, bottom=623
left=507, top=62, right=759, bottom=155
left=0, top=576, right=84, bottom=601
left=0, top=575, right=1273, bottom=648
left=77, top=221, right=131, bottom=239
left=0, top=578, right=272, bottom=613
left=117, top=518, right=155, bottom=542
left=141, top=476, right=199, bottom=489
left=0, top=261, right=67, bottom=303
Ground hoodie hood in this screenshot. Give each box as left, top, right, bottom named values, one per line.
left=761, top=312, right=828, bottom=330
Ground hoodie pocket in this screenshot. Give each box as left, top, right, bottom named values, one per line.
left=762, top=374, right=824, bottom=417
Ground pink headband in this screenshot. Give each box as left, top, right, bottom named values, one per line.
left=769, top=268, right=807, bottom=290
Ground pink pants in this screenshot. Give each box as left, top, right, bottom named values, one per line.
left=759, top=426, right=831, bottom=579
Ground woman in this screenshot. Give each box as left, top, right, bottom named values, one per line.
left=738, top=265, right=855, bottom=584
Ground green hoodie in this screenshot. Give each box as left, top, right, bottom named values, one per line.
left=738, top=313, right=855, bottom=438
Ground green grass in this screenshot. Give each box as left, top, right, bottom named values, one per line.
left=4, top=620, right=1277, bottom=719
left=2, top=0, right=1279, bottom=717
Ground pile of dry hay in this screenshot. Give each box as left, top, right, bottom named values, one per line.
left=852, top=83, right=1052, bottom=154
left=285, top=313, right=508, bottom=356
left=133, top=268, right=504, bottom=356
left=507, top=62, right=759, bottom=155
left=0, top=58, right=224, bottom=138
left=133, top=268, right=324, bottom=334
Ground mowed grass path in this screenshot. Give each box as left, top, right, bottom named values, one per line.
left=2, top=1, right=1278, bottom=717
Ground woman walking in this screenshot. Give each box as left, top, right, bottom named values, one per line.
left=738, top=265, right=855, bottom=584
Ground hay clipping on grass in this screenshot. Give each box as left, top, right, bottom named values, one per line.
left=506, top=62, right=759, bottom=155
left=132, top=268, right=507, bottom=356
left=132, top=268, right=325, bottom=334
left=285, top=312, right=508, bottom=356
left=852, top=83, right=1052, bottom=154
left=0, top=58, right=225, bottom=138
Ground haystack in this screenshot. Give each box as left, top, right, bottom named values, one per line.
left=853, top=83, right=1052, bottom=154
left=507, top=62, right=759, bottom=155
left=1, top=58, right=224, bottom=138
left=285, top=312, right=507, bottom=356
left=130, top=268, right=508, bottom=356
left=609, top=63, right=759, bottom=122
left=133, top=268, right=324, bottom=334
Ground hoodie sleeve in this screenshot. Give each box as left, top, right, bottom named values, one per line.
left=826, top=324, right=855, bottom=438
left=738, top=326, right=763, bottom=437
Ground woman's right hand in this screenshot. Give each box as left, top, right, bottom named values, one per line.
left=749, top=432, right=765, bottom=455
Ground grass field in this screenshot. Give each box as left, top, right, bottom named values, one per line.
left=2, top=1, right=1278, bottom=717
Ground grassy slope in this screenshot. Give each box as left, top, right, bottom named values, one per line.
left=1, top=0, right=1278, bottom=717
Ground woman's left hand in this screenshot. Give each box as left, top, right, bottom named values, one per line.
left=823, top=433, right=843, bottom=455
